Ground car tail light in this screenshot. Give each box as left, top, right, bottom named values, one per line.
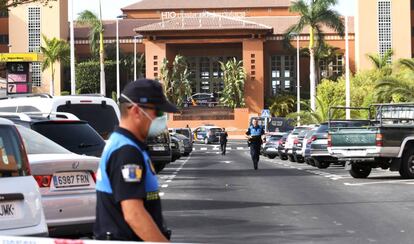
left=293, top=138, right=299, bottom=145
left=80, top=100, right=92, bottom=103
left=376, top=133, right=383, bottom=147
left=308, top=135, right=317, bottom=145
left=327, top=134, right=332, bottom=147
left=34, top=175, right=52, bottom=188
left=91, top=172, right=97, bottom=183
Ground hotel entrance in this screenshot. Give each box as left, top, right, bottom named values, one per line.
left=187, top=56, right=241, bottom=95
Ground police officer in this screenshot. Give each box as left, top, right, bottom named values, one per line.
left=219, top=128, right=228, bottom=155
left=94, top=79, right=177, bottom=241
left=246, top=119, right=264, bottom=170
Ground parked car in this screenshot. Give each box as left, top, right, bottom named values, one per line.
left=0, top=94, right=120, bottom=139
left=169, top=127, right=193, bottom=145
left=277, top=134, right=289, bottom=160
left=17, top=125, right=99, bottom=237
left=285, top=126, right=315, bottom=162
left=0, top=118, right=48, bottom=236
left=170, top=132, right=192, bottom=156
left=310, top=120, right=370, bottom=169
left=292, top=129, right=313, bottom=163
left=302, top=129, right=319, bottom=166
left=262, top=133, right=285, bottom=159
left=170, top=135, right=182, bottom=162
left=147, top=130, right=172, bottom=173
left=193, top=125, right=223, bottom=144
left=0, top=113, right=105, bottom=157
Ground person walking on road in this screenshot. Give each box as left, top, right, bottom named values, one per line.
left=94, top=79, right=177, bottom=241
left=220, top=128, right=228, bottom=155
left=246, top=119, right=264, bottom=170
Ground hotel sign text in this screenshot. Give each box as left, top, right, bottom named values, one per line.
left=161, top=11, right=246, bottom=19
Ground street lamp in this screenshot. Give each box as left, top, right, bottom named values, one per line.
left=116, top=14, right=127, bottom=100
left=69, top=0, right=76, bottom=95
left=345, top=15, right=351, bottom=119
left=292, top=33, right=301, bottom=126
left=134, top=34, right=143, bottom=81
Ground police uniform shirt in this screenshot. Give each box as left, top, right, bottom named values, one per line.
left=246, top=125, right=264, bottom=144
left=94, top=127, right=164, bottom=241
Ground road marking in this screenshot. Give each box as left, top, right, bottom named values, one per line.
left=237, top=147, right=244, bottom=150
left=159, top=192, right=165, bottom=197
left=344, top=179, right=414, bottom=186
left=161, top=184, right=168, bottom=188
left=166, top=180, right=172, bottom=183
left=200, top=147, right=207, bottom=151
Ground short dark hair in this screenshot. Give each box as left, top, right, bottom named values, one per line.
left=120, top=103, right=132, bottom=118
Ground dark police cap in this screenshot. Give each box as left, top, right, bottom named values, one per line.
left=119, top=79, right=178, bottom=113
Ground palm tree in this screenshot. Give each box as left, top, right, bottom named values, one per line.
left=375, top=58, right=414, bottom=102
left=219, top=58, right=246, bottom=108
left=160, top=55, right=192, bottom=107
left=285, top=0, right=345, bottom=111
left=366, top=49, right=393, bottom=76
left=268, top=94, right=296, bottom=117
left=77, top=1, right=106, bottom=96
left=40, top=35, right=69, bottom=96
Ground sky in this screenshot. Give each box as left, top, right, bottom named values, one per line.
left=71, top=0, right=356, bottom=20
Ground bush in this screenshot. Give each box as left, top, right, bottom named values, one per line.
left=76, top=60, right=116, bottom=96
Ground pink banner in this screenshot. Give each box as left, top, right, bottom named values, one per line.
left=7, top=74, right=27, bottom=83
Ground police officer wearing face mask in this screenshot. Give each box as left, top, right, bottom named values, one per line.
left=246, top=119, right=264, bottom=170
left=94, top=79, right=177, bottom=241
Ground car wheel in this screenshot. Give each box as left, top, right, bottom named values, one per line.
left=399, top=147, right=414, bottom=179
left=349, top=164, right=371, bottom=178
left=268, top=155, right=276, bottom=159
left=288, top=155, right=296, bottom=162
left=280, top=154, right=288, bottom=160
left=315, top=160, right=330, bottom=169
left=154, top=163, right=166, bottom=174
left=183, top=152, right=189, bottom=156
left=297, top=157, right=305, bottom=164
left=204, top=138, right=209, bottom=144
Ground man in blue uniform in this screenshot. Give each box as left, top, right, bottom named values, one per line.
left=94, top=79, right=177, bottom=241
left=246, top=119, right=265, bottom=170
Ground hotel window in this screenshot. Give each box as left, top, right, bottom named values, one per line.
left=270, top=55, right=296, bottom=96
left=378, top=0, right=392, bottom=62
left=320, top=55, right=344, bottom=80
left=0, top=35, right=8, bottom=44
left=28, top=7, right=41, bottom=87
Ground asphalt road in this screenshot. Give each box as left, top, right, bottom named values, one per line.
left=158, top=140, right=414, bottom=244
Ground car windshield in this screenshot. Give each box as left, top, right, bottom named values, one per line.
left=147, top=130, right=169, bottom=144
left=31, top=121, right=105, bottom=157
left=210, top=128, right=223, bottom=134
left=0, top=125, right=28, bottom=177
left=292, top=127, right=310, bottom=135
left=175, top=129, right=191, bottom=138
left=269, top=135, right=283, bottom=141
left=16, top=125, right=70, bottom=155
left=57, top=103, right=119, bottom=139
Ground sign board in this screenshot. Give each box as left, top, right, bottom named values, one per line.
left=6, top=62, right=31, bottom=95
left=0, top=53, right=43, bottom=62
left=261, top=109, right=271, bottom=118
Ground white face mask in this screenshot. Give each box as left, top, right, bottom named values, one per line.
left=121, top=94, right=167, bottom=138
left=139, top=107, right=167, bottom=138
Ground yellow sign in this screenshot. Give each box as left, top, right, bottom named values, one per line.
left=0, top=53, right=43, bottom=62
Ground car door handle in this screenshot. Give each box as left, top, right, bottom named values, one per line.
left=0, top=193, right=24, bottom=202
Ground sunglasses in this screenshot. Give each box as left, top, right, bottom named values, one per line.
left=121, top=94, right=165, bottom=117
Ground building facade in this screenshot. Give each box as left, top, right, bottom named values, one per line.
left=355, top=0, right=412, bottom=70
left=8, top=0, right=68, bottom=95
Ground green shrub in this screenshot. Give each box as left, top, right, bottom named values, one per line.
left=76, top=60, right=116, bottom=96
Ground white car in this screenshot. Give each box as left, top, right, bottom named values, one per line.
left=0, top=94, right=120, bottom=139
left=0, top=118, right=48, bottom=236
left=17, top=125, right=99, bottom=237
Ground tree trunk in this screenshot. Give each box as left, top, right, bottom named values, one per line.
left=99, top=31, right=106, bottom=96
left=50, top=65, right=55, bottom=96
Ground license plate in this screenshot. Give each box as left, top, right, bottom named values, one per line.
left=0, top=202, right=21, bottom=219
left=53, top=172, right=91, bottom=188
left=153, top=146, right=165, bottom=151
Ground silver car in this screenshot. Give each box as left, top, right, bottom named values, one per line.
left=0, top=118, right=48, bottom=236
left=17, top=125, right=99, bottom=237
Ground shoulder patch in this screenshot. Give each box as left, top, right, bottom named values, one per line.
left=121, top=164, right=142, bottom=183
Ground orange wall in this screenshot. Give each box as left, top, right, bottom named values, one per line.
left=144, top=41, right=166, bottom=79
